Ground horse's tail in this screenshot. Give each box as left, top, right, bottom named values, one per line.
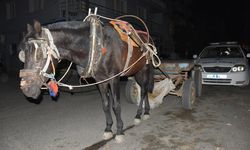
left=148, top=63, right=154, bottom=93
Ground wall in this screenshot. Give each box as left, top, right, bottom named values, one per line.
left=0, top=0, right=166, bottom=75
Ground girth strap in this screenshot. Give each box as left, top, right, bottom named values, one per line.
left=122, top=36, right=134, bottom=75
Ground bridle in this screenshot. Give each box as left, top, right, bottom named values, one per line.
left=19, top=28, right=60, bottom=88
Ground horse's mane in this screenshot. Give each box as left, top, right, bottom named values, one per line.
left=46, top=21, right=89, bottom=30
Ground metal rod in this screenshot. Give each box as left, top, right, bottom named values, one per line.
left=88, top=8, right=91, bottom=15
left=94, top=7, right=97, bottom=14
left=157, top=67, right=170, bottom=79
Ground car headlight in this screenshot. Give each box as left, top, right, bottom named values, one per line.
left=231, top=65, right=246, bottom=72
left=195, top=64, right=204, bottom=72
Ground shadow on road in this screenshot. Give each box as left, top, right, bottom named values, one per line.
left=84, top=125, right=135, bottom=150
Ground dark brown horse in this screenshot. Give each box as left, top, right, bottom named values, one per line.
left=18, top=18, right=155, bottom=142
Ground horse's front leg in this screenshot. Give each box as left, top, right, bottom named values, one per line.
left=97, top=83, right=113, bottom=140
left=110, top=78, right=124, bottom=143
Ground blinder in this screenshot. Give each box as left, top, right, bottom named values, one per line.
left=18, top=38, right=48, bottom=63
left=18, top=50, right=25, bottom=63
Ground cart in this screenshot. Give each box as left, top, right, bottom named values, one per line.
left=125, top=60, right=202, bottom=110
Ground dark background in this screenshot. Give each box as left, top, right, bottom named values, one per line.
left=1, top=0, right=250, bottom=75
left=169, top=0, right=250, bottom=57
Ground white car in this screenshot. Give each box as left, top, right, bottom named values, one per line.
left=193, top=42, right=250, bottom=86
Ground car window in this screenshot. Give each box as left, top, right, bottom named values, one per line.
left=200, top=46, right=244, bottom=58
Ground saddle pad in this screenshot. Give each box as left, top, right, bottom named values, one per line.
left=109, top=21, right=139, bottom=47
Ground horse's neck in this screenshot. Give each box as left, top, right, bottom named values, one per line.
left=50, top=29, right=90, bottom=67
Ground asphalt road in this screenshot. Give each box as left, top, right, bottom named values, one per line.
left=0, top=78, right=250, bottom=150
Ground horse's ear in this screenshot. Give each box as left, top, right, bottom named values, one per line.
left=34, top=20, right=42, bottom=34
left=27, top=24, right=33, bottom=33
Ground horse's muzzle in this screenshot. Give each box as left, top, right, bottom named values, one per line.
left=19, top=69, right=44, bottom=99
left=20, top=79, right=42, bottom=99
left=21, top=84, right=41, bottom=99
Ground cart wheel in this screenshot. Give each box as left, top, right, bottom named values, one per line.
left=182, top=79, right=196, bottom=110
left=191, top=69, right=202, bottom=97
left=125, top=79, right=140, bottom=104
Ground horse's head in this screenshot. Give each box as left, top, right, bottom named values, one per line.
left=18, top=20, right=59, bottom=99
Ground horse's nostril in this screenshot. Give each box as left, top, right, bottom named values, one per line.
left=22, top=87, right=28, bottom=92
left=20, top=79, right=32, bottom=88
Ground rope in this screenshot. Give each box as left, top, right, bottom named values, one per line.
left=115, top=15, right=150, bottom=43
left=57, top=62, right=73, bottom=82
left=56, top=51, right=148, bottom=89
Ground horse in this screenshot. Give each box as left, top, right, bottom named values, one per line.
left=18, top=18, right=155, bottom=142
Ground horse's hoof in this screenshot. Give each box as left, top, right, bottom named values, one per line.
left=134, top=118, right=141, bottom=125
left=142, top=114, right=150, bottom=120
left=103, top=132, right=113, bottom=140
left=115, top=135, right=124, bottom=143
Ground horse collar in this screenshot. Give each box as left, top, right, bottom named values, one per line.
left=82, top=16, right=104, bottom=78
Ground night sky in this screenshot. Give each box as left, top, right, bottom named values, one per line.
left=1, top=0, right=250, bottom=58
left=193, top=0, right=249, bottom=40
left=172, top=0, right=250, bottom=56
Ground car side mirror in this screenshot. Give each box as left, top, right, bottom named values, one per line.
left=247, top=53, right=250, bottom=58
left=193, top=54, right=197, bottom=59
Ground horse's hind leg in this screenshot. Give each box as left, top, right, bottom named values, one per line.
left=135, top=80, right=150, bottom=122
left=134, top=64, right=153, bottom=124
left=109, top=78, right=124, bottom=143
left=97, top=83, right=113, bottom=140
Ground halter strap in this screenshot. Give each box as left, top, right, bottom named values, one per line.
left=42, top=28, right=60, bottom=59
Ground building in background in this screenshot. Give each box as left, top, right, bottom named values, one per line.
left=0, top=0, right=166, bottom=75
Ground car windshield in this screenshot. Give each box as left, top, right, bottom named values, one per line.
left=200, top=46, right=244, bottom=58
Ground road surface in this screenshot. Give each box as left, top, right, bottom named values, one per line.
left=0, top=78, right=250, bottom=150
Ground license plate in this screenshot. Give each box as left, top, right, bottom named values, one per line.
left=206, top=74, right=227, bottom=79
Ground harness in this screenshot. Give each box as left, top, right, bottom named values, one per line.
left=20, top=7, right=161, bottom=92
left=109, top=20, right=151, bottom=75
left=81, top=14, right=104, bottom=78
left=57, top=11, right=157, bottom=89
